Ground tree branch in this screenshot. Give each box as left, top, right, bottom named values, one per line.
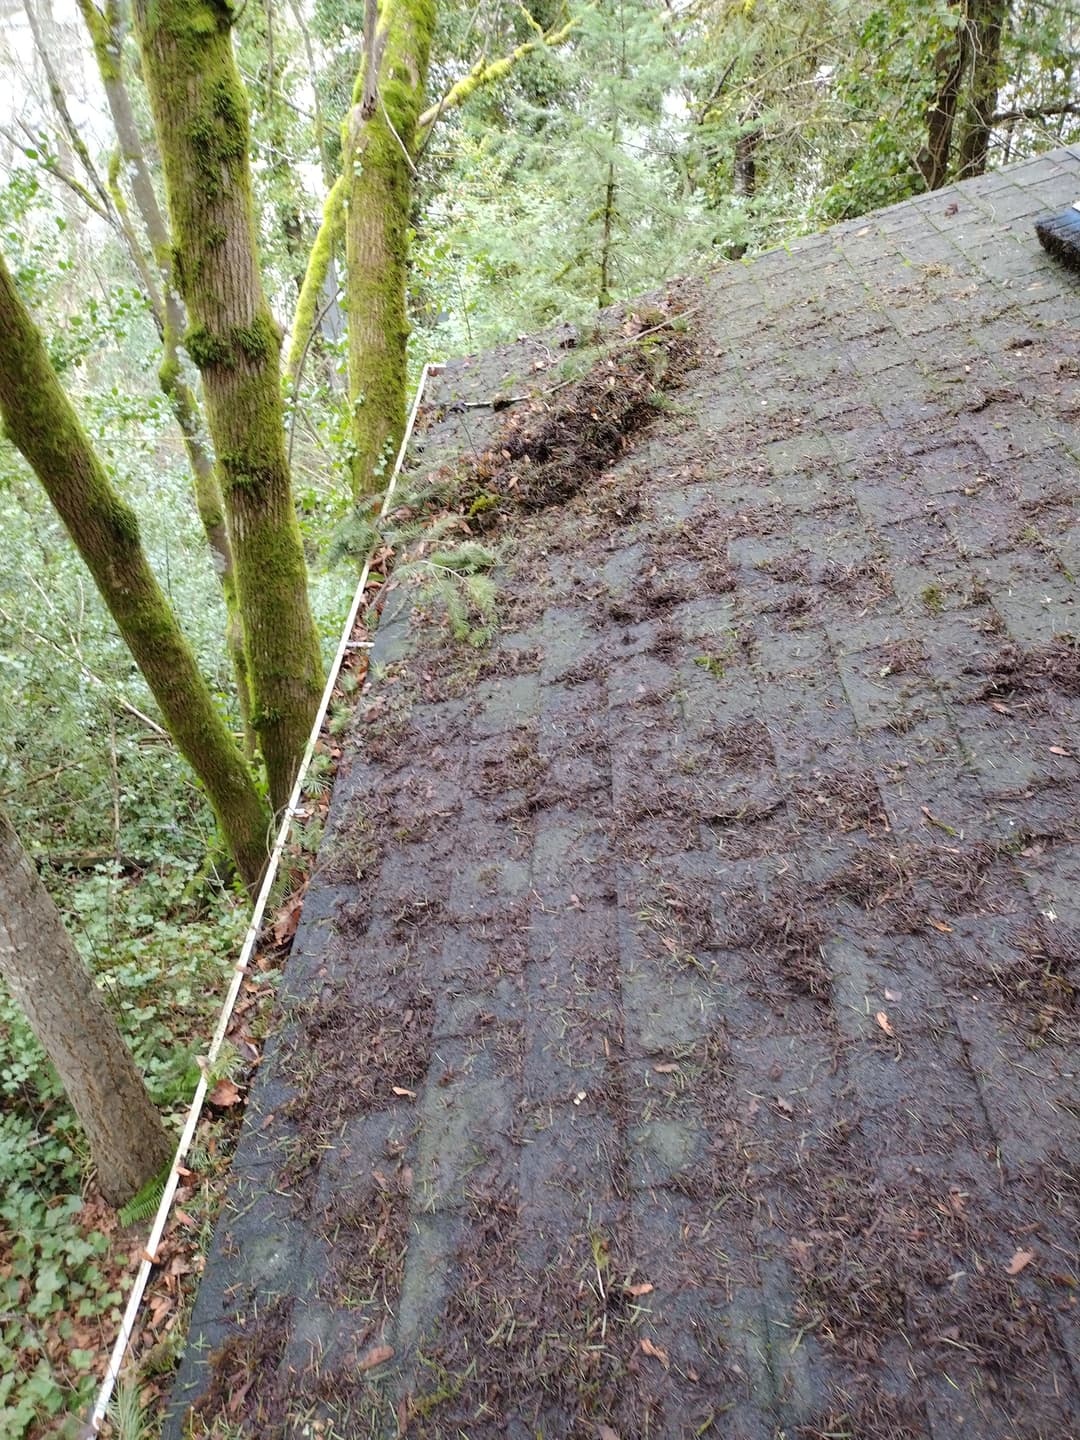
left=22, top=0, right=116, bottom=218
left=990, top=99, right=1080, bottom=125
left=4, top=122, right=114, bottom=222
left=285, top=174, right=346, bottom=388
left=415, top=14, right=579, bottom=138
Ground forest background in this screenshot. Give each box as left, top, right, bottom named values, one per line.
left=0, top=0, right=1077, bottom=1431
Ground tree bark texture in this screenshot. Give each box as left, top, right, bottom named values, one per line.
left=957, top=0, right=1006, bottom=178
left=298, top=8, right=573, bottom=497
left=287, top=174, right=346, bottom=391
left=734, top=115, right=760, bottom=197
left=344, top=0, right=436, bottom=499
left=0, top=804, right=172, bottom=1206
left=598, top=155, right=617, bottom=308
left=132, top=0, right=323, bottom=810
left=919, top=0, right=971, bottom=190
left=0, top=252, right=271, bottom=890
left=79, top=0, right=255, bottom=743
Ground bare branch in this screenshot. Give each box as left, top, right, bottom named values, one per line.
left=990, top=99, right=1080, bottom=125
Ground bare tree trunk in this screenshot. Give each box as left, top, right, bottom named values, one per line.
left=919, top=0, right=972, bottom=190
left=734, top=116, right=760, bottom=197
left=0, top=252, right=271, bottom=891
left=598, top=155, right=617, bottom=309
left=0, top=804, right=172, bottom=1206
left=957, top=0, right=1006, bottom=178
left=132, top=0, right=323, bottom=811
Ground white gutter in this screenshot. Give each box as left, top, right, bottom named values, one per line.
left=87, top=362, right=437, bottom=1434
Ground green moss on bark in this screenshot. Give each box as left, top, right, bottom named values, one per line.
left=345, top=0, right=436, bottom=498
left=133, top=0, right=324, bottom=809
left=285, top=175, right=345, bottom=390
left=185, top=324, right=232, bottom=368
left=0, top=251, right=270, bottom=890
left=342, top=0, right=569, bottom=498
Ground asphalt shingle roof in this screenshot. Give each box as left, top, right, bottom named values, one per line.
left=168, top=148, right=1080, bottom=1439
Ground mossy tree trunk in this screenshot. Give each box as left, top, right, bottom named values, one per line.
left=344, top=0, right=436, bottom=500
left=132, top=0, right=323, bottom=811
left=334, top=5, right=576, bottom=499
left=0, top=804, right=172, bottom=1207
left=0, top=252, right=271, bottom=891
left=78, top=0, right=255, bottom=750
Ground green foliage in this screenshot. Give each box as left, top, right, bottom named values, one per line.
left=427, top=541, right=499, bottom=575
left=108, top=1372, right=155, bottom=1440
left=396, top=541, right=500, bottom=647
left=0, top=1179, right=115, bottom=1435
left=0, top=861, right=246, bottom=1434
left=0, top=178, right=268, bottom=1432
left=327, top=508, right=382, bottom=566
left=118, top=1164, right=170, bottom=1228
left=412, top=0, right=727, bottom=357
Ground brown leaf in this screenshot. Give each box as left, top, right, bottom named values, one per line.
left=928, top=917, right=953, bottom=933
left=640, top=1336, right=669, bottom=1369
left=875, top=1011, right=895, bottom=1037
left=271, top=887, right=306, bottom=946
left=774, top=1096, right=795, bottom=1116
left=625, top=1281, right=654, bottom=1297
left=788, top=1238, right=813, bottom=1269
left=1006, top=1248, right=1035, bottom=1275
left=991, top=701, right=1011, bottom=714
left=884, top=987, right=901, bottom=1002
left=208, top=1077, right=242, bottom=1108
left=358, top=1343, right=395, bottom=1372
left=1049, top=746, right=1072, bottom=757
left=652, top=1063, right=679, bottom=1074
left=392, top=1086, right=417, bottom=1099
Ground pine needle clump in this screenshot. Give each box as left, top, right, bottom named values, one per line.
left=460, top=309, right=696, bottom=511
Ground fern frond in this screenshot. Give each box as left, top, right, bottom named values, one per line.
left=119, top=1162, right=170, bottom=1228
left=428, top=542, right=498, bottom=574
left=327, top=511, right=382, bottom=567
left=384, top=511, right=461, bottom=550
left=109, top=1372, right=152, bottom=1440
